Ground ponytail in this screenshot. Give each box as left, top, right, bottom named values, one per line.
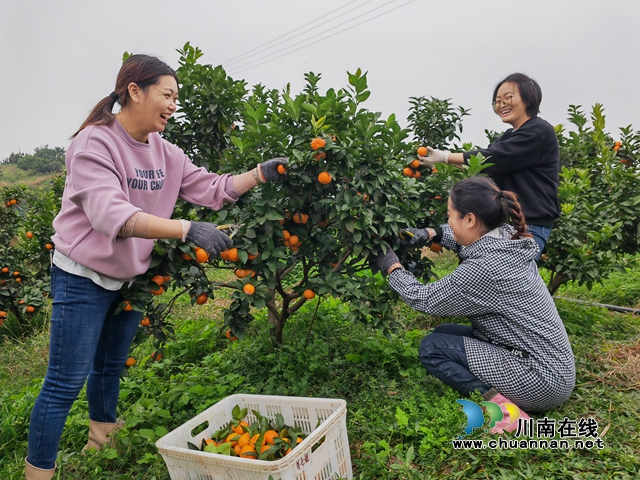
left=71, top=54, right=178, bottom=138
left=449, top=177, right=532, bottom=239
left=497, top=190, right=531, bottom=239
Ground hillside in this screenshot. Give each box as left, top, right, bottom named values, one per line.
left=0, top=164, right=62, bottom=188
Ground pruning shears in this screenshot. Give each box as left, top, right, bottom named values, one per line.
left=398, top=229, right=416, bottom=241
left=216, top=223, right=243, bottom=239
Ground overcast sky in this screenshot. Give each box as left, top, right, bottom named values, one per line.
left=1, top=0, right=639, bottom=161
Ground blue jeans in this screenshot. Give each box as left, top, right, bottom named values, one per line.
left=419, top=324, right=491, bottom=396
left=28, top=266, right=141, bottom=469
left=526, top=224, right=552, bottom=261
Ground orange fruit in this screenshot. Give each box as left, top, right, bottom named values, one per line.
left=0, top=311, right=7, bottom=318
left=181, top=253, right=193, bottom=261
left=26, top=305, right=35, bottom=313
left=227, top=248, right=239, bottom=262
left=285, top=447, right=292, bottom=455
left=123, top=300, right=133, bottom=311
left=10, top=199, right=17, bottom=205
left=125, top=357, right=136, bottom=367
left=431, top=167, right=438, bottom=174
left=151, top=351, right=162, bottom=361
left=26, top=232, right=34, bottom=239
left=243, top=284, right=255, bottom=295
left=150, top=286, right=164, bottom=295
left=434, top=195, right=442, bottom=200
left=232, top=421, right=248, bottom=435
left=5, top=201, right=10, bottom=207
left=240, top=444, right=257, bottom=458
left=293, top=213, right=309, bottom=224
left=1, top=267, right=8, bottom=273
left=417, top=146, right=427, bottom=156
left=45, top=243, right=53, bottom=250
left=264, top=430, right=279, bottom=445
left=282, top=230, right=291, bottom=240
left=250, top=433, right=260, bottom=445
left=13, top=271, right=19, bottom=276
left=196, top=293, right=208, bottom=305
left=140, top=317, right=151, bottom=327
left=288, top=235, right=299, bottom=246
left=235, top=269, right=249, bottom=278
left=303, top=289, right=315, bottom=300
left=247, top=252, right=258, bottom=260
left=150, top=275, right=164, bottom=286
left=318, top=172, right=332, bottom=184
left=19, top=299, right=25, bottom=305
left=403, top=167, right=414, bottom=177
left=613, top=146, right=620, bottom=152
left=311, top=138, right=326, bottom=150
left=220, top=250, right=229, bottom=261
left=260, top=444, right=271, bottom=454
left=15, top=277, right=22, bottom=282
left=614, top=141, right=622, bottom=147
left=290, top=246, right=299, bottom=252
left=314, top=152, right=326, bottom=161
left=317, top=219, right=329, bottom=229
left=195, top=248, right=209, bottom=263
left=413, top=170, right=421, bottom=178
left=234, top=443, right=243, bottom=455
left=430, top=243, right=442, bottom=253
left=410, top=159, right=420, bottom=168
left=277, top=164, right=286, bottom=174
left=227, top=433, right=241, bottom=446
left=237, top=433, right=251, bottom=448
left=225, top=330, right=238, bottom=341
left=162, top=274, right=171, bottom=283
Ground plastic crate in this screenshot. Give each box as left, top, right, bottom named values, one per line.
left=156, top=394, right=352, bottom=480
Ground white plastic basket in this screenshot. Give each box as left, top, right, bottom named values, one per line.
left=156, top=394, right=352, bottom=480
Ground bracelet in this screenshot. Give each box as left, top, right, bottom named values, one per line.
left=252, top=168, right=262, bottom=184
left=180, top=219, right=191, bottom=242
left=388, top=263, right=404, bottom=275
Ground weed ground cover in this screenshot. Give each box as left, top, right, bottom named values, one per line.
left=1, top=264, right=639, bottom=479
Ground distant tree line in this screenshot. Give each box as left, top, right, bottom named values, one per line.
left=1, top=146, right=66, bottom=174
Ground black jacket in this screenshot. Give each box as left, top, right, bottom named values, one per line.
left=463, top=116, right=560, bottom=227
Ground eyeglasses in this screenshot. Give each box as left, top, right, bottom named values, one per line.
left=492, top=94, right=520, bottom=110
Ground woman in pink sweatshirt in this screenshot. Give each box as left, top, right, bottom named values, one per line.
left=25, top=54, right=287, bottom=479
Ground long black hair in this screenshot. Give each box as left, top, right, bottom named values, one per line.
left=449, top=177, right=531, bottom=240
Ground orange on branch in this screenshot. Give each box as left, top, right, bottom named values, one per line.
left=417, top=146, right=427, bottom=156
left=243, top=284, right=255, bottom=295
left=311, top=137, right=326, bottom=150
left=318, top=172, right=332, bottom=184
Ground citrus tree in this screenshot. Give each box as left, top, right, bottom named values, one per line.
left=0, top=177, right=63, bottom=334
left=121, top=58, right=489, bottom=351
left=541, top=104, right=640, bottom=294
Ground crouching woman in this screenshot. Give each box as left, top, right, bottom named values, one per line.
left=375, top=177, right=575, bottom=430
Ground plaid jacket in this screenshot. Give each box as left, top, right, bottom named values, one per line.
left=389, top=224, right=575, bottom=412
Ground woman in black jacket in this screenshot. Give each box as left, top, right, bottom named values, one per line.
left=418, top=73, right=560, bottom=258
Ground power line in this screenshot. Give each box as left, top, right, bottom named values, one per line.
left=224, top=0, right=369, bottom=67
left=228, top=0, right=398, bottom=74
left=230, top=0, right=415, bottom=76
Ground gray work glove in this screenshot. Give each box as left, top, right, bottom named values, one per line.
left=259, top=157, right=289, bottom=183
left=396, top=227, right=431, bottom=247
left=372, top=243, right=400, bottom=276
left=417, top=147, right=450, bottom=167
left=185, top=222, right=233, bottom=257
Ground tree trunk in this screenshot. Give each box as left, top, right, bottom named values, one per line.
left=269, top=309, right=284, bottom=345
left=547, top=272, right=565, bottom=296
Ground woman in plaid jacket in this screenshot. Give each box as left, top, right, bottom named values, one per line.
left=375, top=177, right=575, bottom=432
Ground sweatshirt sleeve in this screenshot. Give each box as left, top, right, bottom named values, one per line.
left=178, top=155, right=240, bottom=209
left=388, top=260, right=494, bottom=317
left=66, top=150, right=141, bottom=241
left=463, top=127, right=542, bottom=176
left=435, top=224, right=462, bottom=253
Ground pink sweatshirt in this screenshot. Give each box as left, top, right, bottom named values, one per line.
left=51, top=120, right=239, bottom=281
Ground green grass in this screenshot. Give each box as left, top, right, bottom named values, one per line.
left=1, top=262, right=639, bottom=479
left=0, top=164, right=58, bottom=188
